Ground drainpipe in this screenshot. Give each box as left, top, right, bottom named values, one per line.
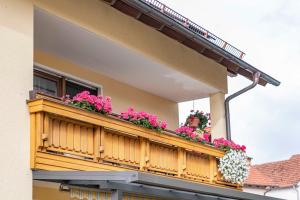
left=293, top=183, right=299, bottom=200
left=225, top=72, right=261, bottom=140
left=264, top=186, right=272, bottom=196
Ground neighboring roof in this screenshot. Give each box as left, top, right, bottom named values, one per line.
left=33, top=170, right=283, bottom=200
left=102, top=0, right=280, bottom=86
left=245, top=154, right=300, bottom=188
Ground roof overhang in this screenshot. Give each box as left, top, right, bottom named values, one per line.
left=33, top=171, right=283, bottom=200
left=34, top=7, right=222, bottom=102
left=102, top=0, right=280, bottom=87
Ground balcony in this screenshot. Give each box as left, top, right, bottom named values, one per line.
left=28, top=95, right=239, bottom=190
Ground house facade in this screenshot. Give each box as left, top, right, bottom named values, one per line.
left=0, top=0, right=280, bottom=199
left=244, top=154, right=300, bottom=200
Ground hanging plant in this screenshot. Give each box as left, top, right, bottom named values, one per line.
left=185, top=110, right=210, bottom=130
left=218, top=149, right=250, bottom=185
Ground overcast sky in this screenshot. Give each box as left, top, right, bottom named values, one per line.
left=161, top=0, right=300, bottom=164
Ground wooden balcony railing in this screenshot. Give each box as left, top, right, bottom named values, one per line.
left=28, top=97, right=239, bottom=189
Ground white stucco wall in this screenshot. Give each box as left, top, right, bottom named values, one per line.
left=244, top=186, right=300, bottom=200
left=244, top=187, right=266, bottom=196
left=0, top=0, right=33, bottom=199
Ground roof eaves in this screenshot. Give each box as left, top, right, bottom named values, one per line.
left=119, top=0, right=281, bottom=86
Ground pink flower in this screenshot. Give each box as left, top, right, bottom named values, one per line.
left=120, top=112, right=129, bottom=119
left=213, top=138, right=246, bottom=152
left=68, top=91, right=113, bottom=114
left=203, top=133, right=210, bottom=142
left=160, top=121, right=167, bottom=129
left=119, top=107, right=167, bottom=132
left=190, top=133, right=197, bottom=139
left=148, top=115, right=158, bottom=127
left=241, top=145, right=246, bottom=151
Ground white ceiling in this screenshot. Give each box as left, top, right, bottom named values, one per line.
left=34, top=8, right=218, bottom=102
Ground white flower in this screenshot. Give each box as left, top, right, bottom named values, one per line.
left=218, top=149, right=250, bottom=185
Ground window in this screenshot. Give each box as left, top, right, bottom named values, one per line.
left=33, top=67, right=100, bottom=98
left=65, top=79, right=98, bottom=97
left=34, top=70, right=62, bottom=96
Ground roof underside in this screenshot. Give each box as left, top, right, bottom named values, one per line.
left=102, top=0, right=280, bottom=87
left=35, top=8, right=220, bottom=102
left=33, top=171, right=283, bottom=200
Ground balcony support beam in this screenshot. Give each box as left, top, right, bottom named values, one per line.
left=209, top=92, right=227, bottom=140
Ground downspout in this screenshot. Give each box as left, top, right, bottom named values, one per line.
left=264, top=186, right=272, bottom=196
left=225, top=72, right=261, bottom=140
left=293, top=183, right=299, bottom=200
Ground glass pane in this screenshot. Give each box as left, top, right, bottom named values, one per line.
left=34, top=75, right=58, bottom=96
left=66, top=81, right=98, bottom=98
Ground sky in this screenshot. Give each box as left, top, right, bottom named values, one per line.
left=161, top=0, right=300, bottom=164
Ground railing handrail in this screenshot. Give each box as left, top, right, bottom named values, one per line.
left=141, top=0, right=245, bottom=59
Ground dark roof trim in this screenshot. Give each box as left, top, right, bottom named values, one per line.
left=33, top=171, right=283, bottom=200
left=104, top=0, right=280, bottom=86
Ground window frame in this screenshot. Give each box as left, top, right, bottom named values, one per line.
left=34, top=63, right=103, bottom=98
left=34, top=69, right=63, bottom=97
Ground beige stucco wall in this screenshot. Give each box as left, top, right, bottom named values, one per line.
left=34, top=0, right=228, bottom=93
left=0, top=0, right=33, bottom=199
left=35, top=50, right=179, bottom=130
left=33, top=183, right=69, bottom=200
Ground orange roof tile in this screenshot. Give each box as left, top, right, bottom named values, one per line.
left=245, top=154, right=300, bottom=188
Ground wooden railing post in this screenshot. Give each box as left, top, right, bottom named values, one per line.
left=177, top=147, right=186, bottom=177
left=30, top=113, right=36, bottom=169
left=209, top=156, right=218, bottom=183
left=99, top=127, right=105, bottom=160
left=42, top=113, right=49, bottom=148
left=139, top=138, right=149, bottom=171
left=35, top=112, right=44, bottom=149
left=94, top=126, right=101, bottom=161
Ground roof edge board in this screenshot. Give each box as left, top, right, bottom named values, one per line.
left=119, top=0, right=280, bottom=86
left=33, top=171, right=283, bottom=200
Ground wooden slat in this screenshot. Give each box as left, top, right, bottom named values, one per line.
left=105, top=132, right=113, bottom=159
left=80, top=127, right=88, bottom=153
left=87, top=127, right=94, bottom=155
left=129, top=138, right=135, bottom=163
left=59, top=121, right=67, bottom=149
left=73, top=125, right=81, bottom=152
left=135, top=139, right=140, bottom=164
left=43, top=113, right=49, bottom=147
left=48, top=116, right=53, bottom=147
left=66, top=123, right=74, bottom=150
left=52, top=119, right=60, bottom=147
left=124, top=137, right=130, bottom=162
left=118, top=135, right=125, bottom=161
left=94, top=127, right=101, bottom=160
left=112, top=134, right=119, bottom=159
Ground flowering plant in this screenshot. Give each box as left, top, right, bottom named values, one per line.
left=175, top=126, right=210, bottom=144
left=213, top=138, right=246, bottom=152
left=185, top=110, right=210, bottom=130
left=119, top=107, right=167, bottom=132
left=63, top=91, right=112, bottom=114
left=218, top=149, right=250, bottom=185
